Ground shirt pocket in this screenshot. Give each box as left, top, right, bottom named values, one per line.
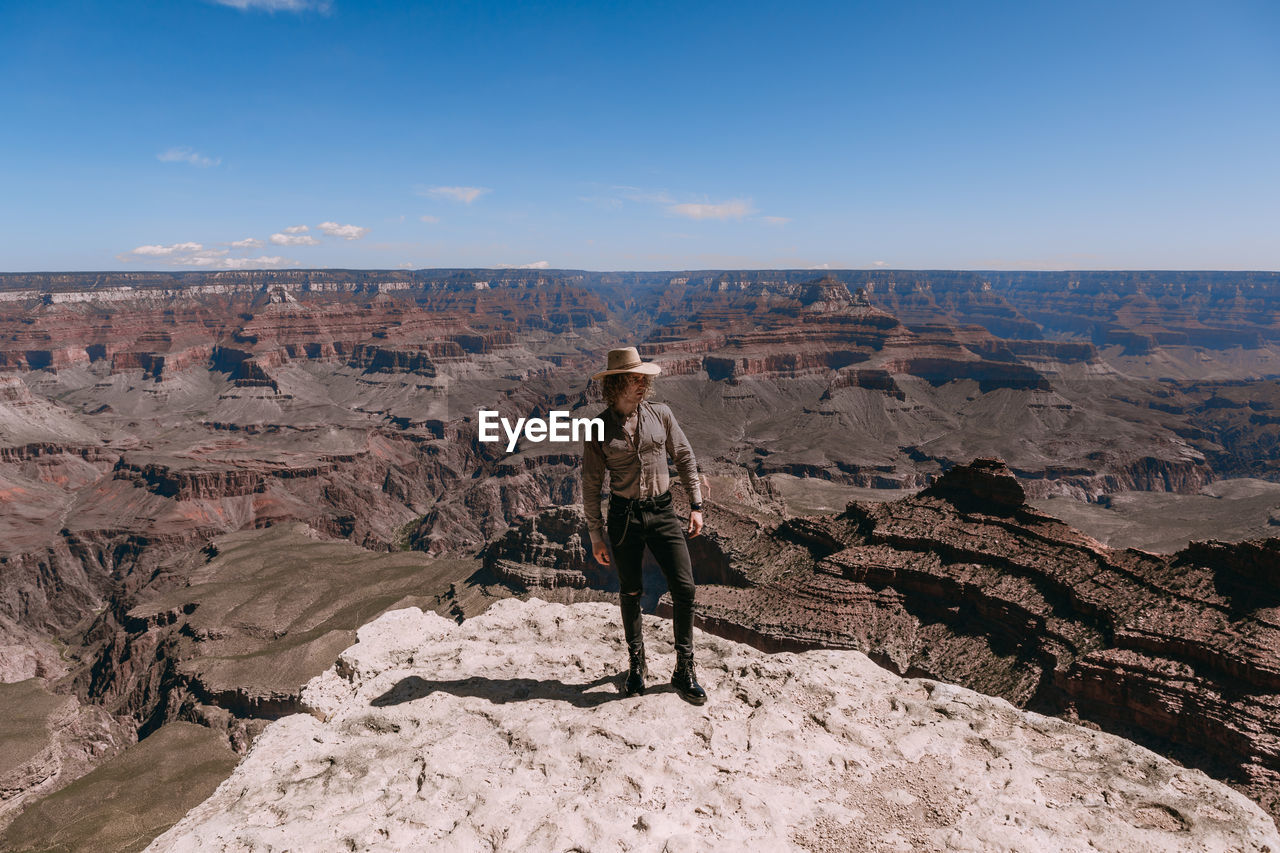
left=638, top=419, right=665, bottom=454
left=603, top=436, right=635, bottom=464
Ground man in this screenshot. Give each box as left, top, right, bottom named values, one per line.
left=581, top=346, right=707, bottom=704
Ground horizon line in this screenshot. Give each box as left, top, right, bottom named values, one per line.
left=3, top=267, right=1280, bottom=276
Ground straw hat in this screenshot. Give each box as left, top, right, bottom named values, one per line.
left=591, top=346, right=662, bottom=381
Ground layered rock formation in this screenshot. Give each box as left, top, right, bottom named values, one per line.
left=676, top=459, right=1280, bottom=822
left=482, top=506, right=603, bottom=591
left=145, top=600, right=1279, bottom=852
left=0, top=275, right=624, bottom=828
left=378, top=460, right=1280, bottom=824
left=633, top=269, right=1280, bottom=351
left=4, top=268, right=1280, bottom=838
left=638, top=276, right=1215, bottom=498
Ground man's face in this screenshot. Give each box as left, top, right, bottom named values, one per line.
left=620, top=372, right=646, bottom=405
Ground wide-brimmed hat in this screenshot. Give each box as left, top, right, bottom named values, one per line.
left=592, top=346, right=662, bottom=381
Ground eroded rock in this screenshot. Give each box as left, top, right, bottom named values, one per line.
left=687, top=458, right=1280, bottom=823
left=148, top=600, right=1279, bottom=852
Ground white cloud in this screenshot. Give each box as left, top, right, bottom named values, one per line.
left=217, top=256, right=297, bottom=269
left=808, top=263, right=832, bottom=270
left=283, top=224, right=309, bottom=234
left=157, top=147, right=220, bottom=168
left=118, top=243, right=233, bottom=266
left=119, top=239, right=298, bottom=269
left=759, top=216, right=791, bottom=226
left=119, top=242, right=298, bottom=268
left=667, top=199, right=757, bottom=220
left=230, top=237, right=264, bottom=249
left=421, top=186, right=491, bottom=204
left=208, top=0, right=332, bottom=12
left=270, top=232, right=320, bottom=246
left=872, top=260, right=888, bottom=267
left=496, top=261, right=551, bottom=269
left=128, top=241, right=206, bottom=257
left=174, top=253, right=231, bottom=266
left=318, top=221, right=369, bottom=240
left=397, top=262, right=416, bottom=269
left=419, top=215, right=440, bottom=224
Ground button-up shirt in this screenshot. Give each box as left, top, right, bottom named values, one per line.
left=581, top=400, right=703, bottom=546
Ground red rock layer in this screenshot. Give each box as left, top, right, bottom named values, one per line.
left=642, top=277, right=1061, bottom=393
left=0, top=282, right=605, bottom=378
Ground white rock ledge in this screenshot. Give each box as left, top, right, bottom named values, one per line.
left=147, top=598, right=1280, bottom=852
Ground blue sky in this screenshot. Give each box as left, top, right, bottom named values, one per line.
left=1, top=0, right=1277, bottom=271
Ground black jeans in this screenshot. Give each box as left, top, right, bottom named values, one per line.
left=607, top=491, right=696, bottom=661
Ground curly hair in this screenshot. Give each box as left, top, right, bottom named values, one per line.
left=599, top=372, right=655, bottom=408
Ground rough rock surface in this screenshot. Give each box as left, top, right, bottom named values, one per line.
left=147, top=599, right=1278, bottom=852
left=683, top=458, right=1280, bottom=823
left=482, top=505, right=603, bottom=590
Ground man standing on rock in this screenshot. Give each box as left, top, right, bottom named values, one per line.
left=581, top=347, right=707, bottom=704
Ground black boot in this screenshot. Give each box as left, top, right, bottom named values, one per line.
left=671, top=655, right=707, bottom=705
left=624, top=644, right=648, bottom=697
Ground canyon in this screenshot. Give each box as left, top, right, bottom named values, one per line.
left=1, top=268, right=1279, bottom=847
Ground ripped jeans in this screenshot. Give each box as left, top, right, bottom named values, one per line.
left=607, top=490, right=696, bottom=661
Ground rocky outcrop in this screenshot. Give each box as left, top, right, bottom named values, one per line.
left=921, top=456, right=1027, bottom=513
left=146, top=600, right=1280, bottom=852
left=1177, top=538, right=1280, bottom=596
left=820, top=367, right=906, bottom=400
left=684, top=459, right=1280, bottom=823
left=482, top=506, right=599, bottom=590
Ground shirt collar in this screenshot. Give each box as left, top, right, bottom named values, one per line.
left=608, top=400, right=646, bottom=424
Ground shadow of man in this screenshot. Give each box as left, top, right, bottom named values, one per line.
left=371, top=673, right=676, bottom=708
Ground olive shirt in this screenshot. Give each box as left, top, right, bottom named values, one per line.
left=581, top=400, right=703, bottom=547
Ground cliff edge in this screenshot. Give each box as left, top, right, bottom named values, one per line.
left=146, top=599, right=1277, bottom=852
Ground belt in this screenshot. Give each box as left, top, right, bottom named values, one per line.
left=609, top=490, right=672, bottom=514
left=607, top=490, right=671, bottom=546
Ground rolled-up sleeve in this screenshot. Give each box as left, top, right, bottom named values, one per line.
left=663, top=407, right=703, bottom=506
left=582, top=435, right=607, bottom=545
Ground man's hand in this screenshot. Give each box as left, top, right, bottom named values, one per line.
left=593, top=539, right=611, bottom=565
left=687, top=510, right=704, bottom=538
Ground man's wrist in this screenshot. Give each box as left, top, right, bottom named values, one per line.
left=689, top=503, right=703, bottom=512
